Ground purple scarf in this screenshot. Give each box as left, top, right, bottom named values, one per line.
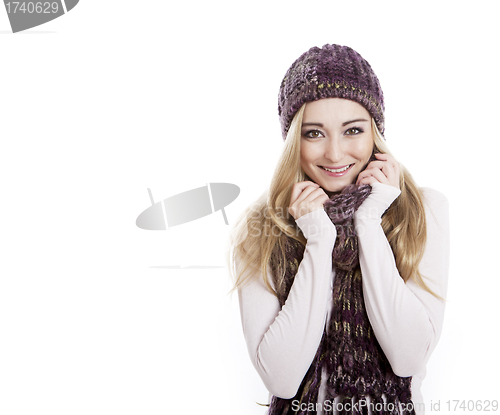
left=268, top=184, right=415, bottom=415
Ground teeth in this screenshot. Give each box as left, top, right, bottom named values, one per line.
left=322, top=164, right=351, bottom=173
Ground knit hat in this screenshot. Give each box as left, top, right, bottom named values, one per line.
left=278, top=44, right=385, bottom=140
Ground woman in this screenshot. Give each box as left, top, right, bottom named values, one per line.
left=228, top=44, right=449, bottom=415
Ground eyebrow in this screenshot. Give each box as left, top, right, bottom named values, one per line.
left=301, top=118, right=370, bottom=128
left=342, top=118, right=369, bottom=126
left=301, top=122, right=324, bottom=128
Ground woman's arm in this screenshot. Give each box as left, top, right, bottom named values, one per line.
left=237, top=209, right=336, bottom=399
left=354, top=182, right=450, bottom=377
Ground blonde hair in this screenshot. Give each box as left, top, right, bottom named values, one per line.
left=227, top=103, right=440, bottom=298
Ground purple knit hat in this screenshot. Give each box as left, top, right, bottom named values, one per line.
left=278, top=44, right=385, bottom=139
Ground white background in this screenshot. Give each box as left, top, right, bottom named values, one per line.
left=0, top=1, right=498, bottom=414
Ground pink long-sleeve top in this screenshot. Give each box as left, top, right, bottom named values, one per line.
left=237, top=182, right=450, bottom=414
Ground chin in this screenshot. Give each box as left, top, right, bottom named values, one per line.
left=323, top=185, right=348, bottom=195
left=319, top=177, right=357, bottom=194
left=317, top=183, right=346, bottom=196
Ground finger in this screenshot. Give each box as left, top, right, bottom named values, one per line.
left=376, top=155, right=400, bottom=185
left=289, top=188, right=329, bottom=219
left=365, top=160, right=386, bottom=170
left=289, top=181, right=319, bottom=204
left=307, top=192, right=330, bottom=213
left=291, top=181, right=319, bottom=195
left=374, top=153, right=399, bottom=169
left=357, top=175, right=379, bottom=186
left=290, top=185, right=321, bottom=209
left=357, top=170, right=387, bottom=186
left=291, top=185, right=325, bottom=207
left=374, top=153, right=393, bottom=162
left=357, top=167, right=388, bottom=185
left=308, top=187, right=330, bottom=204
left=366, top=160, right=396, bottom=180
left=312, top=192, right=330, bottom=206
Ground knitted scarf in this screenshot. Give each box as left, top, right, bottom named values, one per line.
left=268, top=184, right=415, bottom=415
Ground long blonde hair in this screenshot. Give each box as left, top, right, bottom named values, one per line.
left=227, top=103, right=439, bottom=298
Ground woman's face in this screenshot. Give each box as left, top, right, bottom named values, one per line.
left=300, top=98, right=374, bottom=194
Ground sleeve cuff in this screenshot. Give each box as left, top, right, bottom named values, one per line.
left=295, top=208, right=337, bottom=240
left=355, top=182, right=401, bottom=220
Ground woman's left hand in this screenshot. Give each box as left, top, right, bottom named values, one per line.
left=356, top=153, right=400, bottom=190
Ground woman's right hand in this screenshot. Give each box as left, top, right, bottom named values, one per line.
left=288, top=181, right=330, bottom=220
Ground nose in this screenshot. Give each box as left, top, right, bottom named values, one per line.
left=324, top=137, right=345, bottom=163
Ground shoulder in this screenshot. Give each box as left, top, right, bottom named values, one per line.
left=420, top=187, right=448, bottom=203
left=419, top=187, right=449, bottom=212
left=419, top=187, right=449, bottom=230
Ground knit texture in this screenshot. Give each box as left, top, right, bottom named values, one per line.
left=278, top=44, right=385, bottom=140
left=268, top=185, right=415, bottom=415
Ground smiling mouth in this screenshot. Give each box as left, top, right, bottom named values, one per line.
left=320, top=164, right=353, bottom=173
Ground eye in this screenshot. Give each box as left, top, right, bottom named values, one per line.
left=303, top=129, right=324, bottom=139
left=345, top=127, right=364, bottom=136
